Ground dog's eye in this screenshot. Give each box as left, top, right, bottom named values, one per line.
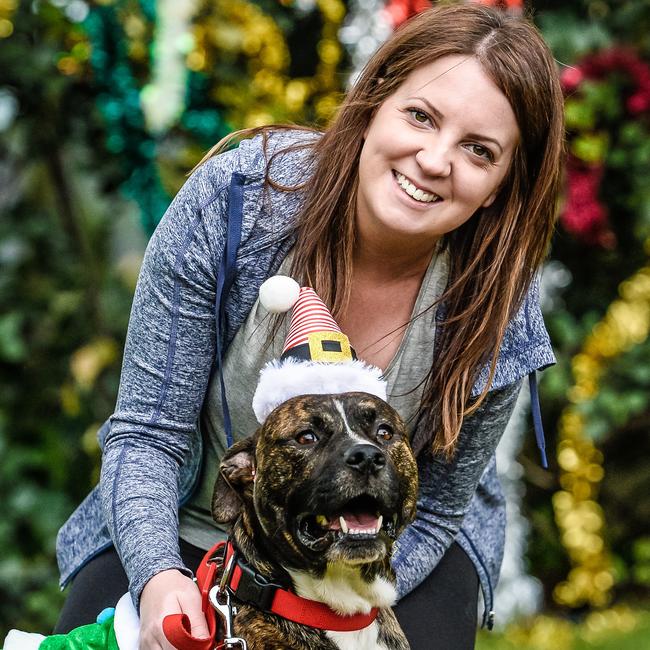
left=295, top=430, right=318, bottom=445
left=376, top=425, right=394, bottom=442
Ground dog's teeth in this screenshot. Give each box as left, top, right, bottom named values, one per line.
left=377, top=515, right=383, bottom=530
left=339, top=516, right=349, bottom=534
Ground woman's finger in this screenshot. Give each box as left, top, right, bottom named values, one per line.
left=179, top=588, right=210, bottom=640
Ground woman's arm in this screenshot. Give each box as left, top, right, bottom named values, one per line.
left=100, top=146, right=243, bottom=608
left=391, top=380, right=521, bottom=598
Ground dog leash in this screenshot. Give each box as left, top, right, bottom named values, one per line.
left=163, top=540, right=380, bottom=650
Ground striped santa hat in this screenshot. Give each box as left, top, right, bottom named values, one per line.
left=252, top=276, right=387, bottom=423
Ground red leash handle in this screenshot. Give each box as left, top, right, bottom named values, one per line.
left=162, top=613, right=216, bottom=650
left=162, top=541, right=227, bottom=650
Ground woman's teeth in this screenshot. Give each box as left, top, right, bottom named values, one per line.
left=394, top=172, right=440, bottom=203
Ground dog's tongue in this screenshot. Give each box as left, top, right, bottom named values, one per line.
left=329, top=511, right=379, bottom=532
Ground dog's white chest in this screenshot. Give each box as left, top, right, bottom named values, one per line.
left=290, top=566, right=399, bottom=649
left=326, top=622, right=391, bottom=650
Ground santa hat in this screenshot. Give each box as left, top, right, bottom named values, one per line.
left=252, top=276, right=387, bottom=423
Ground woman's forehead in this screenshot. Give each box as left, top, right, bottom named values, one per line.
left=389, top=55, right=520, bottom=147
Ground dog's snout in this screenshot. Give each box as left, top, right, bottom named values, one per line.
left=344, top=444, right=386, bottom=475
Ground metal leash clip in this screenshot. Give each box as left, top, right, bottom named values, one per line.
left=208, top=584, right=248, bottom=650
left=218, top=551, right=236, bottom=594
left=205, top=544, right=227, bottom=571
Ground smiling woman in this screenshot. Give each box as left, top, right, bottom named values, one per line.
left=51, top=4, right=564, bottom=650
left=356, top=55, right=520, bottom=255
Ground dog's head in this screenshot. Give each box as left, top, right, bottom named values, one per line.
left=212, top=392, right=417, bottom=574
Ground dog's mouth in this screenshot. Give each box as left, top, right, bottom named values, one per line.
left=295, top=494, right=399, bottom=552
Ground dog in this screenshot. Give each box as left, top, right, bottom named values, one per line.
left=211, top=391, right=418, bottom=650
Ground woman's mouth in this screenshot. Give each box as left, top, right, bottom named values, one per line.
left=393, top=171, right=441, bottom=204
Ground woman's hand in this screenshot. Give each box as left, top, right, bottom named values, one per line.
left=139, top=569, right=209, bottom=650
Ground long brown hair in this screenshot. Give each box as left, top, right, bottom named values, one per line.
left=199, top=4, right=565, bottom=458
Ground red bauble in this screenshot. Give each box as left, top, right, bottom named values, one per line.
left=384, top=0, right=432, bottom=27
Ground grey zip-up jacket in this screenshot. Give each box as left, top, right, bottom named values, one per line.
left=56, top=131, right=555, bottom=629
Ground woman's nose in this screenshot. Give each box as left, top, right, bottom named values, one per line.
left=416, top=138, right=452, bottom=178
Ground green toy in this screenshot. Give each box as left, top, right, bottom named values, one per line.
left=3, top=595, right=139, bottom=650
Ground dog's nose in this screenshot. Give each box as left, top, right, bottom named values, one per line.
left=344, top=444, right=386, bottom=475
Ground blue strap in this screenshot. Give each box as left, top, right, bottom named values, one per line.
left=215, top=173, right=245, bottom=448
left=528, top=371, right=548, bottom=469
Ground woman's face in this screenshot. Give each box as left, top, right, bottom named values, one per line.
left=356, top=55, right=520, bottom=250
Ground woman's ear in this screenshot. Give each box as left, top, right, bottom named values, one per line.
left=211, top=436, right=256, bottom=525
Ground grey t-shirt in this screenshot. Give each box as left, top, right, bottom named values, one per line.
left=179, top=249, right=449, bottom=549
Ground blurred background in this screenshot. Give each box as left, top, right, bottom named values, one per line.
left=0, top=0, right=649, bottom=647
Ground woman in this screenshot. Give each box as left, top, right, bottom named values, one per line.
left=54, top=4, right=564, bottom=649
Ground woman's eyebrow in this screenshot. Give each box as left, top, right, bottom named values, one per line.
left=406, top=96, right=505, bottom=154
left=407, top=96, right=445, bottom=121
left=465, top=132, right=504, bottom=154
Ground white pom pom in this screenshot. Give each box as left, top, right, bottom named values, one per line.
left=259, top=276, right=301, bottom=313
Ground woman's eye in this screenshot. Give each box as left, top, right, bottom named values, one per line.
left=468, top=143, right=494, bottom=162
left=295, top=430, right=318, bottom=445
left=408, top=108, right=430, bottom=125
left=376, top=425, right=394, bottom=442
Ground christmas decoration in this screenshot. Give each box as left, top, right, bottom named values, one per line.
left=0, top=0, right=17, bottom=39
left=383, top=0, right=431, bottom=28
left=75, top=0, right=350, bottom=234
left=339, top=0, right=392, bottom=82
left=188, top=0, right=346, bottom=127
left=553, top=248, right=650, bottom=608
left=140, top=0, right=200, bottom=134
left=82, top=1, right=170, bottom=235
left=258, top=275, right=301, bottom=314
left=559, top=48, right=650, bottom=247
left=253, top=279, right=386, bottom=423
left=550, top=44, right=650, bottom=610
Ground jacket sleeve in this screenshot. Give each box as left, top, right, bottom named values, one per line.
left=391, top=379, right=521, bottom=599
left=99, top=147, right=245, bottom=609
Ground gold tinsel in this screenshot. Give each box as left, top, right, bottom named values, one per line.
left=553, top=253, right=650, bottom=608
left=0, top=0, right=17, bottom=39
left=188, top=0, right=346, bottom=127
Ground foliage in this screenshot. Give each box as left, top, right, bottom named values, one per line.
left=0, top=3, right=140, bottom=635
left=0, top=0, right=345, bottom=635
left=476, top=605, right=650, bottom=649
left=524, top=0, right=650, bottom=609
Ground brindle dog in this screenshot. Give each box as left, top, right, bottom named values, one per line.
left=212, top=391, right=418, bottom=650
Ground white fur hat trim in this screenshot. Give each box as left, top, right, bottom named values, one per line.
left=252, top=357, right=387, bottom=423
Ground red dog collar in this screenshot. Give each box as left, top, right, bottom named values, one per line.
left=163, top=540, right=379, bottom=650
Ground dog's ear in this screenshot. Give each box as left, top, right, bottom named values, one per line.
left=212, top=435, right=256, bottom=525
